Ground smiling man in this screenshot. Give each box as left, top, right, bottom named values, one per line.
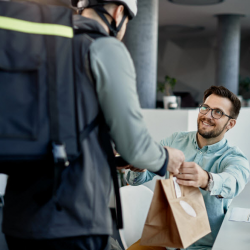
left=125, top=86, right=250, bottom=250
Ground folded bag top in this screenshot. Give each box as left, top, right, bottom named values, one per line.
left=140, top=173, right=211, bottom=249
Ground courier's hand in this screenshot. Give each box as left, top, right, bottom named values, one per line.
left=175, top=162, right=208, bottom=188
left=165, top=146, right=185, bottom=175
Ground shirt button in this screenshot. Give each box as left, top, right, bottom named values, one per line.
left=199, top=151, right=202, bottom=154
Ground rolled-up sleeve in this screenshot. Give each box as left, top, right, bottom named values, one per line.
left=210, top=153, right=250, bottom=199
left=125, top=170, right=156, bottom=186
left=90, top=38, right=167, bottom=174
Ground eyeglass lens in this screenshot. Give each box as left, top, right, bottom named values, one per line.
left=200, top=106, right=223, bottom=119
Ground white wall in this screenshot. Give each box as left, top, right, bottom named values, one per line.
left=224, top=107, right=250, bottom=161
left=141, top=109, right=198, bottom=143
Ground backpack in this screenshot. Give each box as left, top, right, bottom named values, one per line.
left=0, top=1, right=77, bottom=167
left=0, top=0, right=123, bottom=228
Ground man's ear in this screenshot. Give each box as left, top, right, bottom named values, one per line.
left=113, top=5, right=124, bottom=24
left=226, top=119, right=236, bottom=131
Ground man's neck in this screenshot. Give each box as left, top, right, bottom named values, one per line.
left=196, top=132, right=224, bottom=149
left=81, top=9, right=112, bottom=35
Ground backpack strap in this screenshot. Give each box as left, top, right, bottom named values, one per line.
left=98, top=117, right=123, bottom=229
left=75, top=28, right=123, bottom=229
left=41, top=7, right=69, bottom=210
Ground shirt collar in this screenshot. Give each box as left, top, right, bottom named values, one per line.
left=192, top=132, right=227, bottom=153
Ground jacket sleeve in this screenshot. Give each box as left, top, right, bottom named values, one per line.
left=210, top=150, right=250, bottom=199
left=125, top=133, right=177, bottom=185
left=89, top=38, right=167, bottom=174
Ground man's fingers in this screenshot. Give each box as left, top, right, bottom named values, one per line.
left=176, top=179, right=197, bottom=187
left=180, top=162, right=195, bottom=169
left=175, top=173, right=196, bottom=180
left=183, top=161, right=193, bottom=166
left=178, top=168, right=197, bottom=175
left=179, top=162, right=197, bottom=173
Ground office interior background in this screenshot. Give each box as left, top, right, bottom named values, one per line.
left=121, top=0, right=250, bottom=166
left=123, top=0, right=250, bottom=108
left=1, top=0, right=250, bottom=249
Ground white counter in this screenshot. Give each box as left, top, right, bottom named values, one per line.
left=212, top=180, right=250, bottom=250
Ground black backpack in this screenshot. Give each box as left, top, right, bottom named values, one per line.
left=0, top=0, right=123, bottom=228
left=0, top=1, right=77, bottom=167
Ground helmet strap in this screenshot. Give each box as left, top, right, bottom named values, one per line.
left=116, top=13, right=127, bottom=32
left=92, top=5, right=127, bottom=37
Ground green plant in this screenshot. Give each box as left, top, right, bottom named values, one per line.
left=157, top=75, right=177, bottom=96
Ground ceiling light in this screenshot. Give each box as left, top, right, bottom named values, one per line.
left=168, top=0, right=224, bottom=5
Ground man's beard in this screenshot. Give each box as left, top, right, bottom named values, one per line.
left=197, top=118, right=228, bottom=139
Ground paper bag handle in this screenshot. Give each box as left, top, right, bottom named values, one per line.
left=168, top=173, right=182, bottom=198
left=169, top=173, right=174, bottom=179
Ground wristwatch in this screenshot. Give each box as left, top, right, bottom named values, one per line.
left=204, top=171, right=214, bottom=192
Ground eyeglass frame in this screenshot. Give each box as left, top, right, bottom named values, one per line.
left=199, top=104, right=233, bottom=120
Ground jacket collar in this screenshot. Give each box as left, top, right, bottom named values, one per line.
left=73, top=15, right=109, bottom=37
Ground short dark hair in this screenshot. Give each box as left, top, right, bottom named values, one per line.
left=203, top=86, right=241, bottom=119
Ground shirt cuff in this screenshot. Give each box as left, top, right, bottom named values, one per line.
left=210, top=173, right=223, bottom=196
left=125, top=170, right=147, bottom=185
left=152, top=148, right=169, bottom=177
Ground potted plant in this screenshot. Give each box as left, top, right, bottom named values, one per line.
left=157, top=75, right=178, bottom=109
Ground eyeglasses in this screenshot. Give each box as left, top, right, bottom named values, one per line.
left=199, top=104, right=233, bottom=120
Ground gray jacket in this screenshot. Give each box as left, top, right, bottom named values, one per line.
left=2, top=15, right=167, bottom=239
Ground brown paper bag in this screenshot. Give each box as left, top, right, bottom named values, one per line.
left=140, top=174, right=211, bottom=249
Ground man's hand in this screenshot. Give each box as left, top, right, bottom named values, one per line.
left=165, top=146, right=185, bottom=175
left=175, top=162, right=208, bottom=188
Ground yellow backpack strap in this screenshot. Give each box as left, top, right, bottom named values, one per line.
left=0, top=16, right=73, bottom=38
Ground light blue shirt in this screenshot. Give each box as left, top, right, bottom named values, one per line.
left=125, top=131, right=250, bottom=250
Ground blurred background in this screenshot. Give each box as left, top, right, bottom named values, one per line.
left=123, top=0, right=250, bottom=109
